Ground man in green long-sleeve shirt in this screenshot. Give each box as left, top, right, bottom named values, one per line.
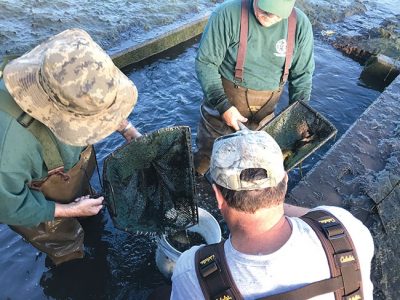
left=0, top=29, right=141, bottom=265
left=194, top=0, right=315, bottom=175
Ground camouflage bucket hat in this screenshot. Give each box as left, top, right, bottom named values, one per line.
left=3, top=28, right=137, bottom=146
left=209, top=130, right=285, bottom=191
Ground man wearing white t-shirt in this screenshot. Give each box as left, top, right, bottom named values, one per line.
left=171, top=130, right=374, bottom=299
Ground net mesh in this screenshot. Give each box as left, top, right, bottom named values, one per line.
left=260, top=101, right=337, bottom=170
left=102, top=126, right=197, bottom=234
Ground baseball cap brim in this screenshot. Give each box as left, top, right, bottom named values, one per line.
left=257, top=0, right=296, bottom=19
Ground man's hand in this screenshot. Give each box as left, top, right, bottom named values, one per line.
left=222, top=106, right=248, bottom=131
left=117, top=119, right=142, bottom=142
left=54, top=195, right=104, bottom=218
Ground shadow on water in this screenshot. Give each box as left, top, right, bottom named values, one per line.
left=0, top=37, right=380, bottom=299
left=38, top=210, right=168, bottom=300
left=39, top=213, right=111, bottom=299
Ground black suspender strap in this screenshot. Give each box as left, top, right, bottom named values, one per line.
left=235, top=3, right=297, bottom=86
left=195, top=241, right=243, bottom=300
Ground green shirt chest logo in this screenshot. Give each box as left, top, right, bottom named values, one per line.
left=274, top=39, right=287, bottom=57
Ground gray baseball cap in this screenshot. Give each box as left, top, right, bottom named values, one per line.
left=209, top=130, right=285, bottom=191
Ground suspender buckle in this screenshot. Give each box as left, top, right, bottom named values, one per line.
left=322, top=223, right=345, bottom=240
left=317, top=216, right=345, bottom=240
left=199, top=257, right=219, bottom=278
left=233, top=77, right=241, bottom=88
left=343, top=288, right=362, bottom=300
left=17, top=112, right=34, bottom=128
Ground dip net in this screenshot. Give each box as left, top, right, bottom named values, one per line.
left=259, top=101, right=337, bottom=170
left=102, top=126, right=198, bottom=234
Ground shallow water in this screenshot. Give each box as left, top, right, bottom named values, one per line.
left=0, top=0, right=217, bottom=58
left=0, top=0, right=389, bottom=298
left=0, top=37, right=380, bottom=299
left=113, top=39, right=381, bottom=189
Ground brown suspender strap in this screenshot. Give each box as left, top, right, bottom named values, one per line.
left=258, top=210, right=363, bottom=300
left=258, top=276, right=344, bottom=300
left=301, top=210, right=363, bottom=300
left=280, top=9, right=297, bottom=86
left=235, top=4, right=297, bottom=86
left=195, top=241, right=243, bottom=300
left=195, top=242, right=344, bottom=300
left=234, top=0, right=249, bottom=83
left=195, top=210, right=363, bottom=300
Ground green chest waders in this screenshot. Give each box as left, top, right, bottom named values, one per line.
left=0, top=79, right=96, bottom=265
left=194, top=0, right=297, bottom=175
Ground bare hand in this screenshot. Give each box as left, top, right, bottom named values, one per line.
left=222, top=106, right=248, bottom=131
left=117, top=119, right=142, bottom=142
left=54, top=195, right=104, bottom=218
left=122, top=126, right=142, bottom=142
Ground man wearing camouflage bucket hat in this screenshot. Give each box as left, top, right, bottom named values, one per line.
left=194, top=0, right=316, bottom=176
left=0, top=28, right=140, bottom=265
left=171, top=130, right=374, bottom=299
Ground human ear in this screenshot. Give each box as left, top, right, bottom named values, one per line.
left=212, top=184, right=225, bottom=210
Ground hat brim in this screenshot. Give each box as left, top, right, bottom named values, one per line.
left=3, top=30, right=137, bottom=146
left=257, top=0, right=295, bottom=19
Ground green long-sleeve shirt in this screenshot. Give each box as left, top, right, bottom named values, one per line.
left=195, top=0, right=315, bottom=114
left=0, top=99, right=83, bottom=227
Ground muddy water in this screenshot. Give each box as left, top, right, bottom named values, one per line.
left=0, top=0, right=390, bottom=299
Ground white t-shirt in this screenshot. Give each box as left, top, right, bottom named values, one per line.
left=171, top=206, right=374, bottom=300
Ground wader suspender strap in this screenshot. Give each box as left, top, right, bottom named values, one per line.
left=0, top=81, right=64, bottom=170
left=300, top=211, right=364, bottom=300
left=234, top=0, right=297, bottom=86
left=195, top=210, right=363, bottom=300
left=234, top=0, right=249, bottom=83
left=195, top=241, right=243, bottom=300
left=281, top=10, right=297, bottom=86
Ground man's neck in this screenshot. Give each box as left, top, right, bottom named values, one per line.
left=228, top=206, right=292, bottom=255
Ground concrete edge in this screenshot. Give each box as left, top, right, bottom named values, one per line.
left=110, top=14, right=210, bottom=69
left=288, top=73, right=400, bottom=205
